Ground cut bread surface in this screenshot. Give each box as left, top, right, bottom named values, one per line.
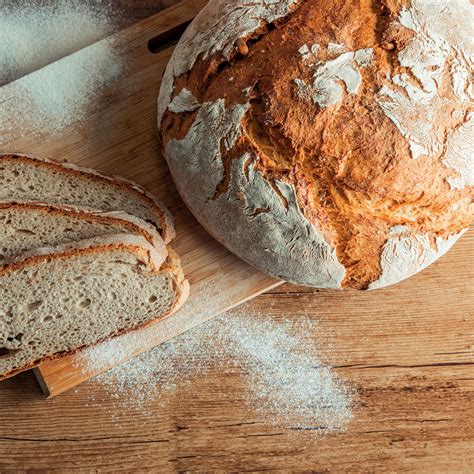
left=0, top=154, right=175, bottom=244
left=0, top=234, right=189, bottom=380
left=0, top=201, right=167, bottom=261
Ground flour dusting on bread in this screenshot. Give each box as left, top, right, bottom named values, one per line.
left=295, top=47, right=373, bottom=107
left=166, top=100, right=249, bottom=201
left=159, top=0, right=472, bottom=289
left=369, top=230, right=466, bottom=290
left=168, top=88, right=201, bottom=114
left=376, top=0, right=473, bottom=165
left=158, top=0, right=300, bottom=123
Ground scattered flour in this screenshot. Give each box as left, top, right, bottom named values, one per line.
left=78, top=312, right=353, bottom=433
left=0, top=1, right=123, bottom=141
left=0, top=1, right=117, bottom=86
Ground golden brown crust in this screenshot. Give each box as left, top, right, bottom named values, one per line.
left=0, top=242, right=155, bottom=275
left=160, top=0, right=473, bottom=289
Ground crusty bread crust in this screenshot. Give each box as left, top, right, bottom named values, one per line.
left=0, top=153, right=175, bottom=244
left=0, top=201, right=167, bottom=257
left=159, top=0, right=473, bottom=289
left=0, top=236, right=189, bottom=381
left=0, top=233, right=166, bottom=272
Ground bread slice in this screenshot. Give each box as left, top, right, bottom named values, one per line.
left=0, top=201, right=167, bottom=261
left=0, top=234, right=189, bottom=381
left=0, top=154, right=175, bottom=243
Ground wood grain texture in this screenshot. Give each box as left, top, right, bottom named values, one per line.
left=0, top=232, right=472, bottom=471
left=0, top=0, right=473, bottom=471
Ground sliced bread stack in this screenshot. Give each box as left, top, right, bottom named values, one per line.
left=0, top=154, right=189, bottom=381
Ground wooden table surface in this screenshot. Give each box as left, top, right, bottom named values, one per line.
left=0, top=2, right=473, bottom=471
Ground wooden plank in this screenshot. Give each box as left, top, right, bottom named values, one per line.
left=0, top=0, right=282, bottom=397
left=0, top=228, right=472, bottom=470
left=1, top=365, right=473, bottom=471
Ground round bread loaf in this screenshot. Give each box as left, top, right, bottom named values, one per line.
left=158, top=0, right=473, bottom=289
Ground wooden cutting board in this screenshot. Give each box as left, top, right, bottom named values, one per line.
left=0, top=0, right=281, bottom=397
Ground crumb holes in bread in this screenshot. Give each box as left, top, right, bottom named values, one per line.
left=27, top=300, right=43, bottom=312
left=27, top=270, right=39, bottom=280
left=78, top=298, right=92, bottom=309
left=149, top=295, right=158, bottom=303
left=0, top=347, right=21, bottom=359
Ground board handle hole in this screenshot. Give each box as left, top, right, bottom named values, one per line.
left=147, top=20, right=192, bottom=54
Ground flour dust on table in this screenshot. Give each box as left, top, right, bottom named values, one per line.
left=78, top=310, right=353, bottom=434
left=0, top=0, right=119, bottom=85
left=0, top=1, right=123, bottom=142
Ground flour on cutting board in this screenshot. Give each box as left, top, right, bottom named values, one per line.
left=78, top=308, right=353, bottom=433
left=0, top=1, right=118, bottom=86
left=0, top=1, right=123, bottom=142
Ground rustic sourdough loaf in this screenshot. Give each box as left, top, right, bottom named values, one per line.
left=0, top=154, right=175, bottom=244
left=158, top=0, right=473, bottom=289
left=0, top=201, right=166, bottom=260
left=0, top=234, right=189, bottom=381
